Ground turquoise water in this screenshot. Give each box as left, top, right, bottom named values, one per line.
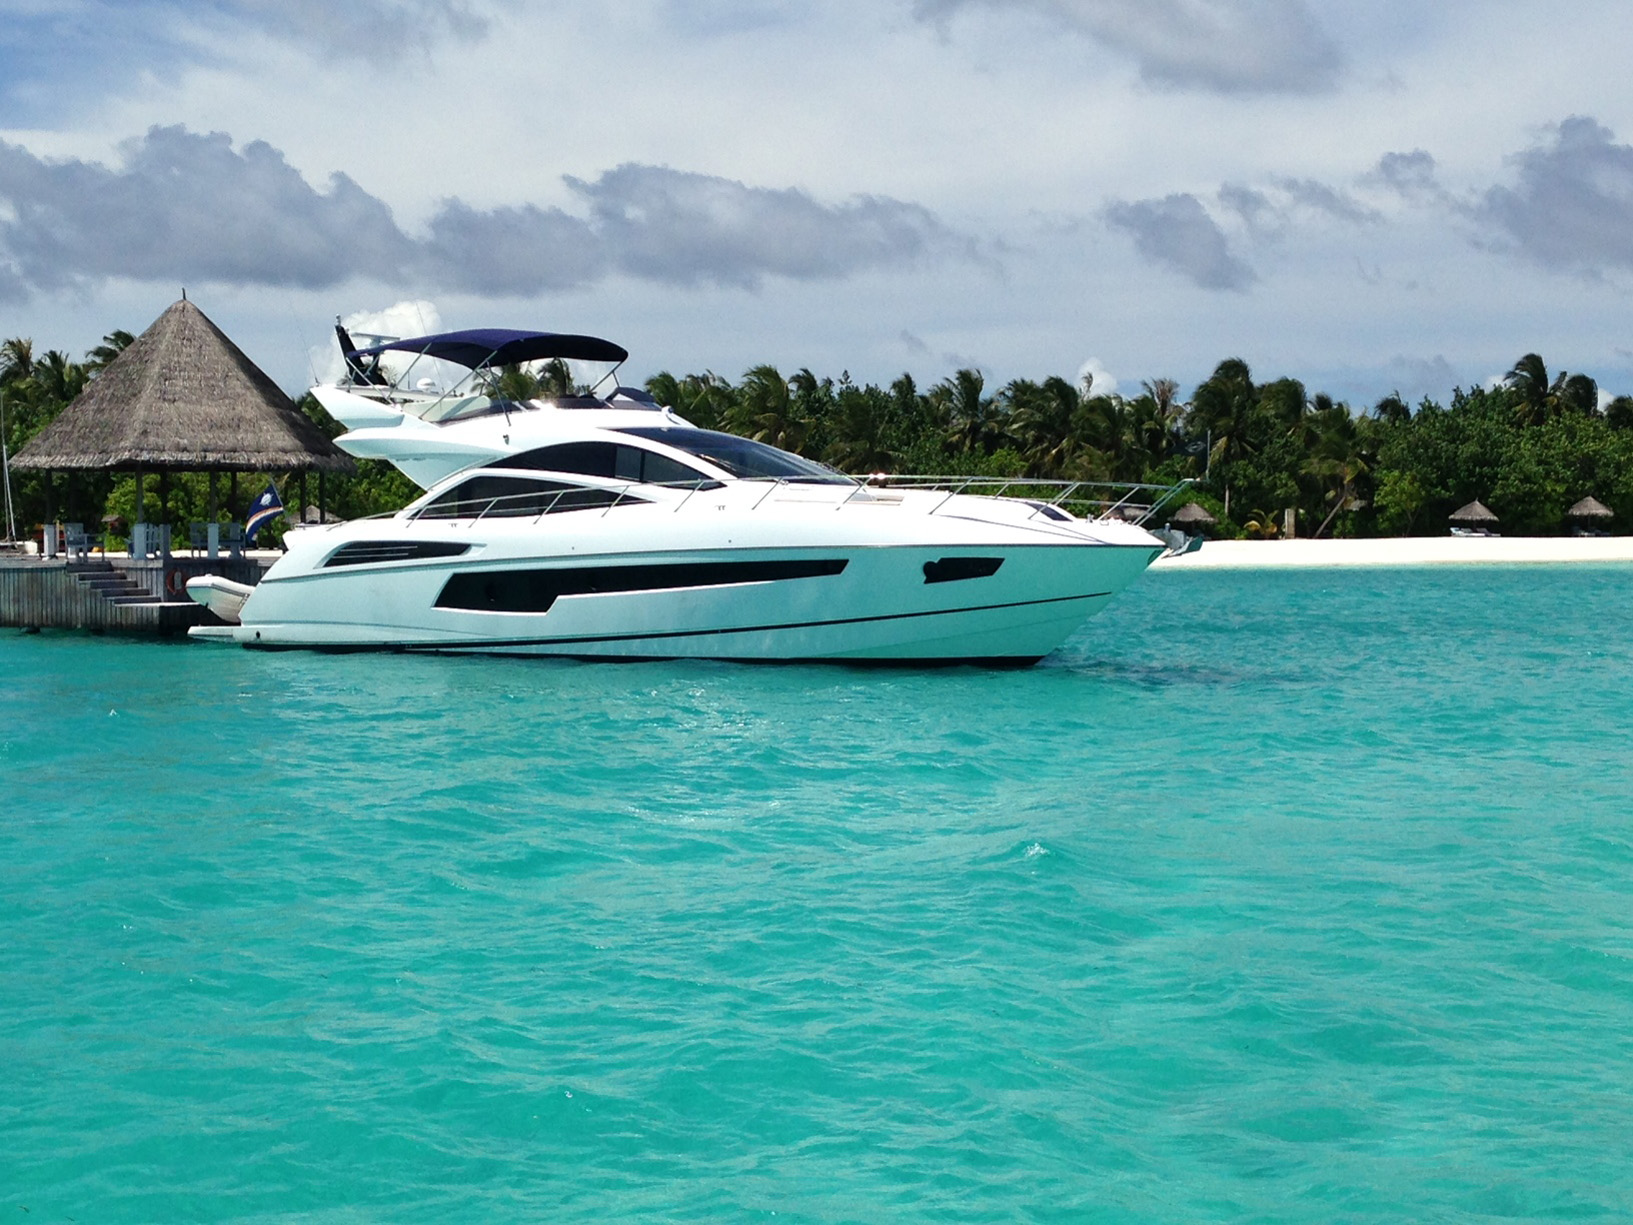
left=4, top=565, right=1633, bottom=1222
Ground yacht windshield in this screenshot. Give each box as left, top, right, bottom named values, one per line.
left=614, top=427, right=852, bottom=484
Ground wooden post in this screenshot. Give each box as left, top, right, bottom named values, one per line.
left=299, top=471, right=308, bottom=526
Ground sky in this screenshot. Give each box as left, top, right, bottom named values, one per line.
left=3, top=0, right=1633, bottom=406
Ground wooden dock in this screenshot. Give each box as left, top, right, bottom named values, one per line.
left=0, top=553, right=269, bottom=634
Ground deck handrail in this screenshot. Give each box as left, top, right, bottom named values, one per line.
left=386, top=474, right=1193, bottom=527
left=859, top=475, right=1193, bottom=524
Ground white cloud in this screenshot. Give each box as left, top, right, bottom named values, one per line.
left=309, top=299, right=442, bottom=385
left=1076, top=357, right=1119, bottom=397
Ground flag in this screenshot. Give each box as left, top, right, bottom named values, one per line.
left=245, top=482, right=284, bottom=543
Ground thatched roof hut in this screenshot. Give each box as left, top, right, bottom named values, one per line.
left=1449, top=499, right=1498, bottom=525
left=1567, top=496, right=1613, bottom=520
left=1171, top=501, right=1217, bottom=527
left=13, top=298, right=352, bottom=474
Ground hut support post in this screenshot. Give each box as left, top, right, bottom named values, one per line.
left=133, top=467, right=145, bottom=558
left=208, top=471, right=220, bottom=557
left=318, top=472, right=326, bottom=523
left=299, top=472, right=307, bottom=525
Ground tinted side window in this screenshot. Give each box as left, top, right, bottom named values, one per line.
left=420, top=476, right=646, bottom=519
left=502, top=442, right=619, bottom=478
left=498, top=441, right=714, bottom=487
left=421, top=476, right=572, bottom=519
left=639, top=450, right=712, bottom=486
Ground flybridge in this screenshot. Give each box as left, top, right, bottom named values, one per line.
left=332, top=322, right=629, bottom=398
left=345, top=328, right=629, bottom=370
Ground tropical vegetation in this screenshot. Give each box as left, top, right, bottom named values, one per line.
left=6, top=330, right=1633, bottom=542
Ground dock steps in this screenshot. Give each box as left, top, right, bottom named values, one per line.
left=69, top=563, right=156, bottom=605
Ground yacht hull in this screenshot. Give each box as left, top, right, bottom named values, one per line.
left=225, top=539, right=1161, bottom=663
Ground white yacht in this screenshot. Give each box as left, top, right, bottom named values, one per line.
left=189, top=328, right=1193, bottom=663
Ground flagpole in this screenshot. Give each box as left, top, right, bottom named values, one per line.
left=0, top=387, right=18, bottom=545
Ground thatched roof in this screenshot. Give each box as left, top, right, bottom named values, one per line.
left=1449, top=499, right=1498, bottom=523
left=14, top=299, right=353, bottom=473
left=1171, top=501, right=1217, bottom=526
left=1567, top=496, right=1613, bottom=519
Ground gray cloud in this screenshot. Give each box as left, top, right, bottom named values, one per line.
left=1217, top=183, right=1274, bottom=230
left=1104, top=193, right=1256, bottom=290
left=913, top=0, right=1339, bottom=94
left=1478, top=117, right=1633, bottom=272
left=1218, top=178, right=1375, bottom=235
left=1386, top=355, right=1459, bottom=402
left=0, top=127, right=964, bottom=300
left=1277, top=178, right=1379, bottom=224
left=568, top=164, right=959, bottom=289
left=0, top=127, right=410, bottom=292
left=1371, top=149, right=1442, bottom=201
left=219, top=0, right=487, bottom=45
left=421, top=201, right=604, bottom=293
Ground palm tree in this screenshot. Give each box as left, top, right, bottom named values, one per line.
left=940, top=368, right=1002, bottom=455
left=733, top=365, right=807, bottom=452
left=826, top=385, right=896, bottom=472
left=1373, top=393, right=1411, bottom=425
left=1557, top=372, right=1598, bottom=416
left=1124, top=381, right=1184, bottom=477
left=1505, top=353, right=1552, bottom=426
left=32, top=350, right=86, bottom=405
left=84, top=330, right=134, bottom=374
left=646, top=371, right=734, bottom=430
left=1303, top=399, right=1369, bottom=538
left=1005, top=377, right=1078, bottom=476
left=1188, top=358, right=1257, bottom=476
left=1, top=337, right=35, bottom=387
left=538, top=357, right=575, bottom=396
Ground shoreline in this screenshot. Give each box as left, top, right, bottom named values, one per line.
left=1152, top=536, right=1633, bottom=570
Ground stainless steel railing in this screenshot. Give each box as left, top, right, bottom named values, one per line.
left=382, top=473, right=1192, bottom=527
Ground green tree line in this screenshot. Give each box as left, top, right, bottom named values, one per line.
left=6, top=330, right=1633, bottom=540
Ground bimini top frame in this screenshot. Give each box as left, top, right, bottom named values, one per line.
left=331, top=325, right=633, bottom=422
left=347, top=329, right=628, bottom=370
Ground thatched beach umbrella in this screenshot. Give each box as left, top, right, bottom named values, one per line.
left=13, top=297, right=352, bottom=528
left=1567, top=496, right=1613, bottom=521
left=1449, top=499, right=1499, bottom=526
left=1171, top=501, right=1217, bottom=528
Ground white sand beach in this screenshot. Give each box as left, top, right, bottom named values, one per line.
left=1153, top=535, right=1633, bottom=570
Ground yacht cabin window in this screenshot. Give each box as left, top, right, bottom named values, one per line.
left=417, top=475, right=646, bottom=520
left=614, top=427, right=852, bottom=484
left=493, top=441, right=719, bottom=488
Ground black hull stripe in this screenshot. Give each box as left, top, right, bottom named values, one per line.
left=434, top=558, right=848, bottom=613
left=245, top=589, right=1110, bottom=653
